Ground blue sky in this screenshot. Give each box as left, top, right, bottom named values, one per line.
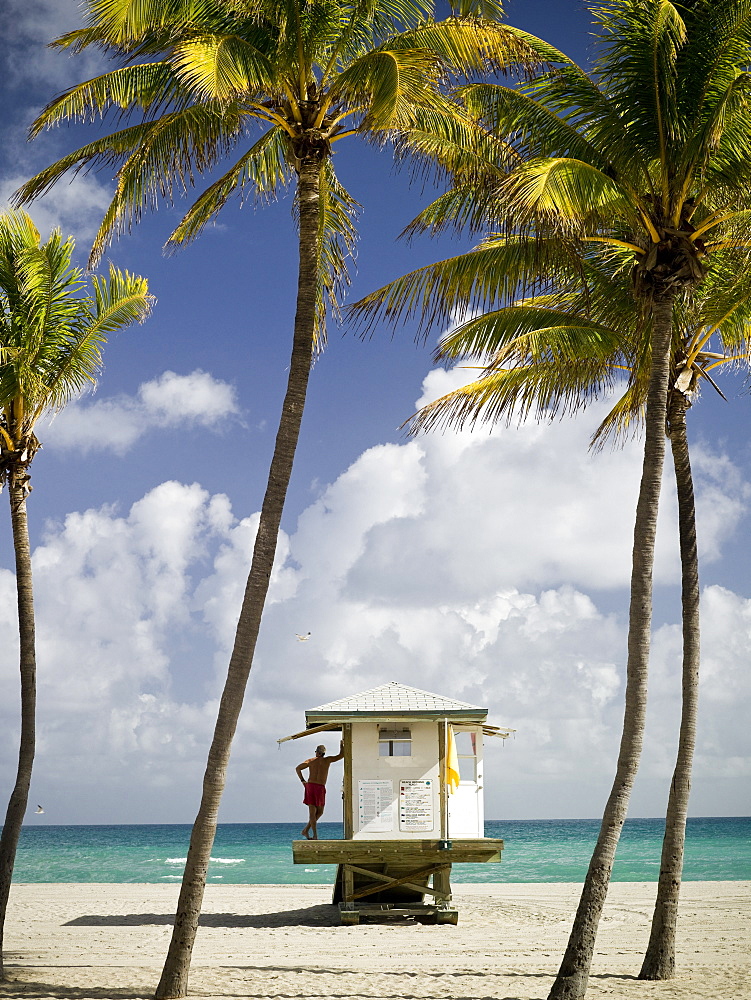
left=1, top=0, right=749, bottom=827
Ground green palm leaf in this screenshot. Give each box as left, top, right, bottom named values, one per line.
left=391, top=18, right=537, bottom=76
left=436, top=305, right=625, bottom=364
left=330, top=48, right=445, bottom=130
left=595, top=0, right=687, bottom=161
left=168, top=126, right=292, bottom=247
left=352, top=234, right=589, bottom=337
left=0, top=209, right=151, bottom=447
left=29, top=63, right=186, bottom=138
left=311, top=160, right=359, bottom=336
left=171, top=33, right=277, bottom=100
left=407, top=356, right=619, bottom=435
left=393, top=102, right=518, bottom=188
left=499, top=156, right=635, bottom=229
left=459, top=83, right=611, bottom=167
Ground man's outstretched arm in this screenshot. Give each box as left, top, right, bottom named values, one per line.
left=326, top=740, right=345, bottom=763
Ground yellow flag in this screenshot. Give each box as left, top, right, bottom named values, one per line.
left=446, top=724, right=460, bottom=794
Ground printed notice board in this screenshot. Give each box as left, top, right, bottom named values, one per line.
left=358, top=779, right=394, bottom=833
left=399, top=779, right=434, bottom=832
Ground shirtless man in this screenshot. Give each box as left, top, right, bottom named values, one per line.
left=296, top=740, right=344, bottom=840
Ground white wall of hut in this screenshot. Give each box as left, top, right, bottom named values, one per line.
left=348, top=720, right=484, bottom=839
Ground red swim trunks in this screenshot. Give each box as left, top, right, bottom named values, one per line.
left=303, top=782, right=326, bottom=808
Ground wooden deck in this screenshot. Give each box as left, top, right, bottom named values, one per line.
left=292, top=839, right=503, bottom=924
left=292, top=838, right=503, bottom=866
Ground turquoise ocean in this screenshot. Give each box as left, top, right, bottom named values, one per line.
left=11, top=817, right=750, bottom=884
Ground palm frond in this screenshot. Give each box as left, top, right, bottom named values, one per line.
left=407, top=355, right=619, bottom=435
left=435, top=306, right=626, bottom=365
left=674, top=0, right=751, bottom=144
left=29, top=63, right=185, bottom=138
left=458, top=83, right=612, bottom=168
left=449, top=0, right=505, bottom=19
left=168, top=125, right=292, bottom=248
left=590, top=379, right=645, bottom=451
left=502, top=28, right=649, bottom=180
left=171, top=33, right=276, bottom=101
left=79, top=0, right=223, bottom=47
left=0, top=210, right=151, bottom=446
left=498, top=156, right=637, bottom=230
left=402, top=184, right=502, bottom=238
left=389, top=19, right=538, bottom=78
left=593, top=0, right=686, bottom=170
left=673, top=71, right=751, bottom=196
left=349, top=234, right=589, bottom=339
left=391, top=102, right=518, bottom=188
left=87, top=264, right=154, bottom=337
left=15, top=240, right=84, bottom=352
left=18, top=102, right=242, bottom=211
left=82, top=104, right=247, bottom=264
left=331, top=48, right=446, bottom=131
left=310, top=161, right=359, bottom=339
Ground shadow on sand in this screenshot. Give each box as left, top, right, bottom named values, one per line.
left=0, top=963, right=638, bottom=1000
left=63, top=903, right=339, bottom=928
left=0, top=979, right=149, bottom=1000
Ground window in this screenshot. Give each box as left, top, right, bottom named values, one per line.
left=379, top=727, right=411, bottom=757
left=454, top=730, right=477, bottom=781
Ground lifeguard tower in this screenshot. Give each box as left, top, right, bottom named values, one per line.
left=279, top=682, right=512, bottom=924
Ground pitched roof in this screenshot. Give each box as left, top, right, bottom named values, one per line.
left=306, top=681, right=487, bottom=720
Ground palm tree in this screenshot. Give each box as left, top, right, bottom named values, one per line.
left=637, top=259, right=751, bottom=979
left=360, top=242, right=751, bottom=990
left=0, top=209, right=152, bottom=979
left=15, top=2, right=536, bottom=994
left=410, top=245, right=751, bottom=982
left=351, top=4, right=751, bottom=996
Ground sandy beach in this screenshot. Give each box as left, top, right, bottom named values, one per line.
left=0, top=881, right=748, bottom=1000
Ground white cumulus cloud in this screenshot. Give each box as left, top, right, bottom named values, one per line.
left=0, top=369, right=749, bottom=823
left=3, top=0, right=107, bottom=91
left=0, top=174, right=114, bottom=245
left=40, top=370, right=242, bottom=455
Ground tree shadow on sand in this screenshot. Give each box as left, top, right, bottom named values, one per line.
left=0, top=965, right=639, bottom=1000
left=0, top=979, right=149, bottom=1000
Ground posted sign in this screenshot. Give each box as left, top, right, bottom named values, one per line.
left=358, top=779, right=394, bottom=833
left=399, top=779, right=434, bottom=832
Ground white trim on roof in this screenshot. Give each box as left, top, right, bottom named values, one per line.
left=307, top=681, right=486, bottom=715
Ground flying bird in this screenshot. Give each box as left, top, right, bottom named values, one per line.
left=35, top=805, right=44, bottom=814
left=296, top=632, right=311, bottom=641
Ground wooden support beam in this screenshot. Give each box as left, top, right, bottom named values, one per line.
left=433, top=865, right=452, bottom=901
left=343, top=863, right=354, bottom=905
left=343, top=723, right=353, bottom=839
left=438, top=720, right=447, bottom=839
left=342, top=863, right=451, bottom=901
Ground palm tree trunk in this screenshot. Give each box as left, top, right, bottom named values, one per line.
left=0, top=467, right=37, bottom=981
left=154, top=156, right=322, bottom=1000
left=639, top=390, right=699, bottom=980
left=548, top=292, right=674, bottom=1000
